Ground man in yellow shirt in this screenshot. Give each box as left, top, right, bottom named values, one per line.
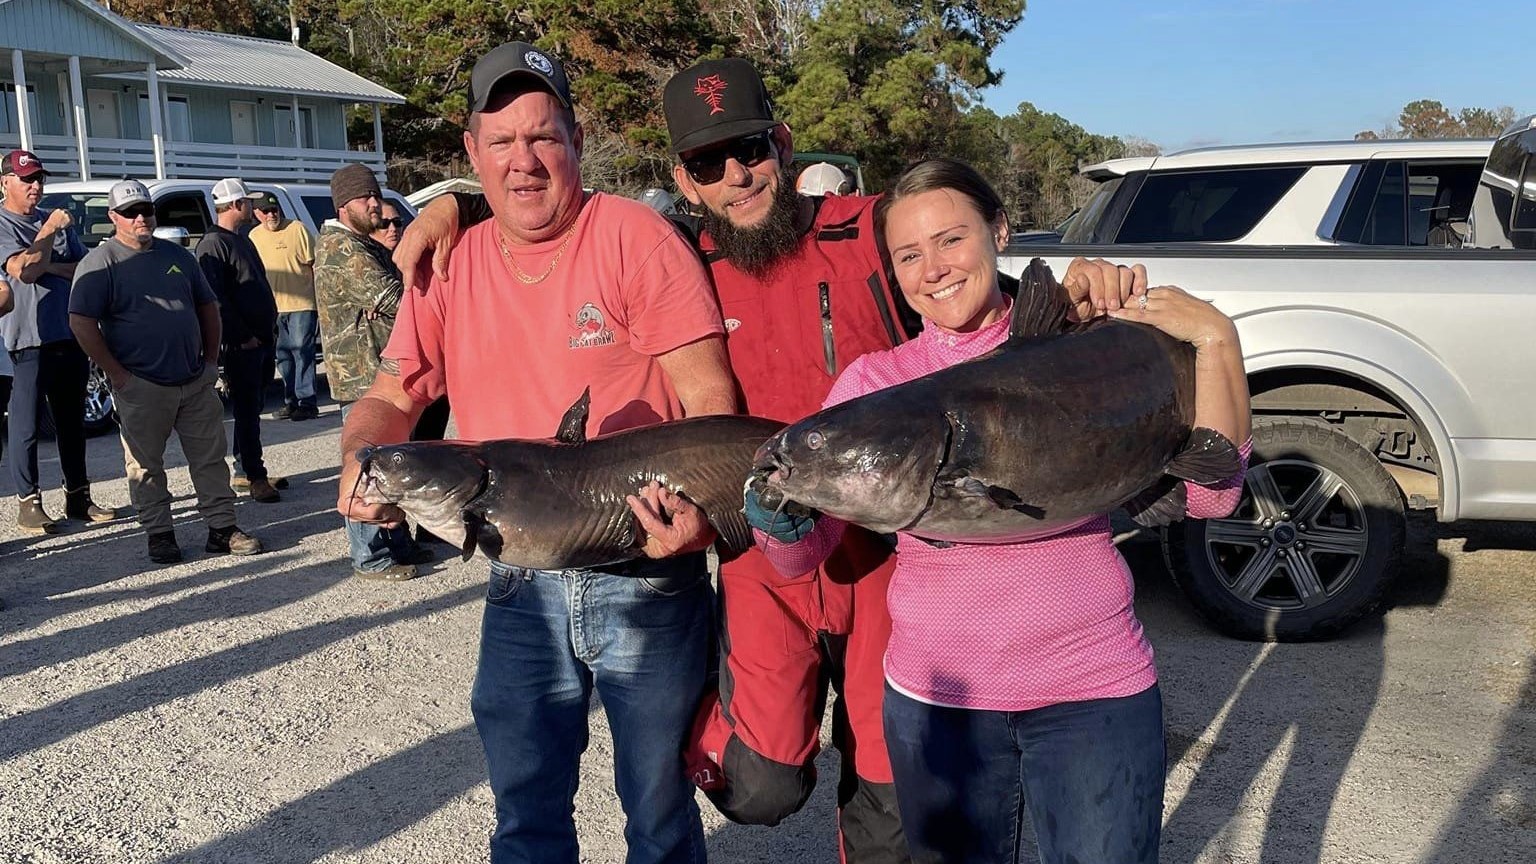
left=249, top=193, right=319, bottom=421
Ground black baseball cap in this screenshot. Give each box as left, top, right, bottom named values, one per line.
left=663, top=58, right=778, bottom=154
left=468, top=42, right=572, bottom=113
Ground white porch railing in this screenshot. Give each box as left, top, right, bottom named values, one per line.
left=0, top=133, right=385, bottom=183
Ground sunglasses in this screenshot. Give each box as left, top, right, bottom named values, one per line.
left=116, top=204, right=155, bottom=220
left=682, top=131, right=775, bottom=185
left=381, top=217, right=403, bottom=228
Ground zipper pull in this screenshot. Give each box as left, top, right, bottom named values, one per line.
left=819, top=281, right=836, bottom=375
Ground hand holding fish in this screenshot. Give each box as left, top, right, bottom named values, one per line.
left=338, top=453, right=407, bottom=527
left=627, top=481, right=719, bottom=559
left=1108, top=284, right=1238, bottom=352
left=1062, top=257, right=1148, bottom=321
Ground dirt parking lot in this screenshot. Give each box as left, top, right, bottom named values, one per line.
left=1, top=407, right=1533, bottom=863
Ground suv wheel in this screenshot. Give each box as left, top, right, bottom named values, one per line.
left=1161, top=419, right=1406, bottom=642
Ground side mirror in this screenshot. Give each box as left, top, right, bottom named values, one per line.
left=152, top=226, right=190, bottom=246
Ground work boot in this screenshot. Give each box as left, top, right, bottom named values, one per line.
left=248, top=478, right=282, bottom=503
left=289, top=404, right=319, bottom=421
left=65, top=487, right=118, bottom=522
left=17, top=494, right=59, bottom=535
left=353, top=562, right=419, bottom=582
left=272, top=403, right=295, bottom=420
left=147, top=531, right=183, bottom=564
left=206, top=525, right=263, bottom=556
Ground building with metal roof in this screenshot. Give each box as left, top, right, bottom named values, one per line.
left=1, top=0, right=404, bottom=182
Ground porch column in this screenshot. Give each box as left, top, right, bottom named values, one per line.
left=146, top=63, right=166, bottom=179
left=372, top=104, right=384, bottom=156
left=10, top=49, right=32, bottom=152
left=68, top=56, right=90, bottom=180
left=290, top=94, right=302, bottom=149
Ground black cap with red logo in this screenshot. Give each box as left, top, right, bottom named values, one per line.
left=1, top=150, right=49, bottom=179
left=663, top=58, right=778, bottom=155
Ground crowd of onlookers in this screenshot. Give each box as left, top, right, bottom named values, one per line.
left=0, top=150, right=442, bottom=582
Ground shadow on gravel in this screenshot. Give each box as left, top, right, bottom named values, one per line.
left=1423, top=661, right=1536, bottom=862
left=154, top=724, right=488, bottom=864
left=1119, top=508, right=1451, bottom=864
left=0, top=577, right=482, bottom=762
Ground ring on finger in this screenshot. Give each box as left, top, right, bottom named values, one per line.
left=1137, top=291, right=1149, bottom=311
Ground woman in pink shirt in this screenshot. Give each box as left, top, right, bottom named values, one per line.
left=746, top=159, right=1252, bottom=864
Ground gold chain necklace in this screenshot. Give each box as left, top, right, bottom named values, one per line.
left=497, top=222, right=577, bottom=285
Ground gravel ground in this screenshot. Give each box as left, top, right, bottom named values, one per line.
left=1, top=403, right=1532, bottom=863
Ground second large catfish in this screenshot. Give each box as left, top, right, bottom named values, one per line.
left=751, top=258, right=1242, bottom=543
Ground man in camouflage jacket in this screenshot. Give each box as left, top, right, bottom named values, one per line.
left=314, top=164, right=426, bottom=581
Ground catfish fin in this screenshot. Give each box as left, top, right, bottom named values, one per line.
left=1009, top=258, right=1072, bottom=340
left=1165, top=427, right=1242, bottom=485
left=937, top=473, right=1046, bottom=518
left=554, top=387, right=591, bottom=444
left=459, top=511, right=483, bottom=562
left=1123, top=477, right=1188, bottom=528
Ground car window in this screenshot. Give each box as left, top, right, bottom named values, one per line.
left=40, top=192, right=113, bottom=248
left=1060, top=176, right=1125, bottom=244
left=157, top=193, right=211, bottom=245
left=1349, top=160, right=1485, bottom=247
left=1114, top=166, right=1307, bottom=243
left=300, top=195, right=337, bottom=232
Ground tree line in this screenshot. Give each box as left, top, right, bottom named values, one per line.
left=100, top=2, right=1525, bottom=231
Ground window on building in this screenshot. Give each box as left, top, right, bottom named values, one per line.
left=138, top=94, right=192, bottom=142
left=0, top=83, right=41, bottom=135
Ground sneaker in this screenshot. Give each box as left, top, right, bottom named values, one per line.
left=206, top=525, right=263, bottom=556
left=248, top=479, right=282, bottom=503
left=65, top=487, right=118, bottom=522
left=353, top=563, right=420, bottom=582
left=272, top=403, right=295, bottom=420
left=289, top=405, right=319, bottom=421
left=147, top=531, right=183, bottom=564
left=17, top=494, right=59, bottom=535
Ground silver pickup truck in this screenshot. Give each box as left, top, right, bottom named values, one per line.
left=1000, top=116, right=1536, bottom=642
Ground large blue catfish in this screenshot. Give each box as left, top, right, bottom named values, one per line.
left=750, top=259, right=1241, bottom=544
left=354, top=389, right=786, bottom=569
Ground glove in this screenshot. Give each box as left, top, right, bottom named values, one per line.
left=744, top=486, right=816, bottom=544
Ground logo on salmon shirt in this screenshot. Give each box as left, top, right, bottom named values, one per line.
left=570, top=303, right=616, bottom=348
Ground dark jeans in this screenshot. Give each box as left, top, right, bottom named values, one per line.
left=8, top=341, right=89, bottom=497
left=884, top=683, right=1166, bottom=864
left=275, top=310, right=318, bottom=409
left=224, top=343, right=272, bottom=483
left=473, top=559, right=712, bottom=864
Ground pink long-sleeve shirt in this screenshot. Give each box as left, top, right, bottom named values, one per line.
left=760, top=311, right=1250, bottom=711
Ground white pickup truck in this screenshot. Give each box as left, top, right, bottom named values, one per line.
left=1001, top=116, right=1536, bottom=642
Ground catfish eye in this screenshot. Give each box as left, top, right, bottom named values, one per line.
left=391, top=453, right=404, bottom=467
left=806, top=430, right=825, bottom=450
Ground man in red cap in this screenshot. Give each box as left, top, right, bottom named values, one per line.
left=0, top=150, right=115, bottom=534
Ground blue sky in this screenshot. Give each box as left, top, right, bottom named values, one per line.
left=979, top=0, right=1531, bottom=151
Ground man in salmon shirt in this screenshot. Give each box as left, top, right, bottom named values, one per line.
left=334, top=43, right=736, bottom=864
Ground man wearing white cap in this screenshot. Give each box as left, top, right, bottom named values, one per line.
left=195, top=178, right=282, bottom=504
left=70, top=180, right=263, bottom=564
left=796, top=161, right=853, bottom=197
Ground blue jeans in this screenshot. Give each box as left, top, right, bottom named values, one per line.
left=275, top=310, right=318, bottom=409
left=472, top=558, right=712, bottom=864
left=339, top=400, right=415, bottom=571
left=884, top=683, right=1166, bottom=864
